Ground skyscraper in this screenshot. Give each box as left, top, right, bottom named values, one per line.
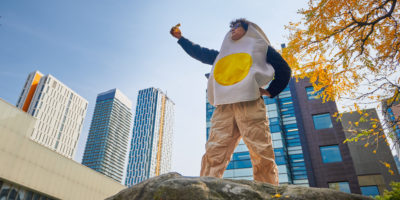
left=16, top=71, right=88, bottom=159
left=82, top=89, right=132, bottom=183
left=125, top=87, right=175, bottom=186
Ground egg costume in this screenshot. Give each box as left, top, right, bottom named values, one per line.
left=176, top=21, right=291, bottom=185
left=207, top=22, right=274, bottom=106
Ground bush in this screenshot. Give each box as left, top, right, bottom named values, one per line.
left=375, top=182, right=400, bottom=200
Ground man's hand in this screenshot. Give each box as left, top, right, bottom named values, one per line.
left=170, top=26, right=182, bottom=39
left=259, top=88, right=272, bottom=98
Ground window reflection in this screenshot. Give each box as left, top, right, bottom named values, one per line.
left=8, top=186, right=17, bottom=200
left=312, top=113, right=333, bottom=130
left=329, top=182, right=351, bottom=193
left=0, top=181, right=55, bottom=200
left=360, top=186, right=380, bottom=197
left=0, top=183, right=10, bottom=200
left=305, top=86, right=322, bottom=100
left=320, top=145, right=342, bottom=163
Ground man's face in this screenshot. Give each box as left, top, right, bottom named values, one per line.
left=231, top=23, right=246, bottom=41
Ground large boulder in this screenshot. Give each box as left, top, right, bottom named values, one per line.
left=107, top=172, right=374, bottom=200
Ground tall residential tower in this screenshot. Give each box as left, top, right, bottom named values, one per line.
left=82, top=89, right=132, bottom=183
left=125, top=87, right=175, bottom=186
left=16, top=71, right=88, bottom=159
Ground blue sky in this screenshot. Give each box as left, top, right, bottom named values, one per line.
left=0, top=0, right=308, bottom=177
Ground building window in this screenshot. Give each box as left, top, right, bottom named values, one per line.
left=0, top=183, right=10, bottom=199
left=360, top=186, right=380, bottom=197
left=329, top=182, right=351, bottom=193
left=270, top=125, right=281, bottom=133
left=306, top=86, right=321, bottom=100
left=320, top=145, right=342, bottom=163
left=312, top=113, right=333, bottom=130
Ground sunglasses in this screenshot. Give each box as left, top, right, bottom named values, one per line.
left=230, top=23, right=241, bottom=30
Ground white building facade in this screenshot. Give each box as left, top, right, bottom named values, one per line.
left=16, top=71, right=88, bottom=159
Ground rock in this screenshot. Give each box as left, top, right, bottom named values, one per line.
left=106, top=172, right=374, bottom=200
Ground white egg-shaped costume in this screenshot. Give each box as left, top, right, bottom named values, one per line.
left=175, top=20, right=281, bottom=185
left=207, top=22, right=275, bottom=106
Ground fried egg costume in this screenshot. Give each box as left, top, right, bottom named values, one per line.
left=200, top=22, right=279, bottom=185
left=207, top=22, right=275, bottom=106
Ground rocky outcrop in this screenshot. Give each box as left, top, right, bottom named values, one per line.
left=106, top=172, right=374, bottom=200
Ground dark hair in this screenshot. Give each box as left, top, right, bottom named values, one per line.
left=230, top=18, right=249, bottom=31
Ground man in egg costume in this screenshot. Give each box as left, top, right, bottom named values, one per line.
left=171, top=19, right=291, bottom=185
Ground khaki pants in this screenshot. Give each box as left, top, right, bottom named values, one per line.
left=200, top=98, right=279, bottom=185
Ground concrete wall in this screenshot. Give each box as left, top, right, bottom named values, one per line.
left=0, top=99, right=126, bottom=200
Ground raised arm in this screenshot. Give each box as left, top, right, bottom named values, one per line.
left=265, top=46, right=292, bottom=98
left=177, top=37, right=219, bottom=65
left=170, top=26, right=219, bottom=65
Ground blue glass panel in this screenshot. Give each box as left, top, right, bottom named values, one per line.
left=97, top=90, right=116, bottom=102
left=292, top=170, right=307, bottom=175
left=361, top=186, right=380, bottom=197
left=265, top=98, right=276, bottom=104
left=293, top=166, right=306, bottom=171
left=274, top=148, right=285, bottom=156
left=234, top=160, right=252, bottom=168
left=287, top=138, right=301, bottom=144
left=292, top=162, right=306, bottom=167
left=270, top=125, right=281, bottom=132
left=306, top=86, right=322, bottom=100
left=284, top=123, right=297, bottom=129
left=275, top=156, right=287, bottom=165
left=232, top=152, right=250, bottom=161
left=293, top=175, right=308, bottom=179
left=320, top=145, right=342, bottom=163
left=280, top=97, right=292, bottom=102
left=270, top=117, right=279, bottom=125
left=282, top=110, right=295, bottom=115
left=287, top=142, right=301, bottom=147
left=290, top=154, right=304, bottom=159
left=313, top=113, right=333, bottom=130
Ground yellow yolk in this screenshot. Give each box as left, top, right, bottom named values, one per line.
left=214, top=53, right=252, bottom=86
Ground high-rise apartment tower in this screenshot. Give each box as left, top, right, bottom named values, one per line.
left=82, top=89, right=132, bottom=183
left=16, top=71, right=88, bottom=159
left=125, top=87, right=174, bottom=186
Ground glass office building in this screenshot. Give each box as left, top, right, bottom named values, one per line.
left=206, top=85, right=309, bottom=186
left=82, top=89, right=132, bottom=183
left=125, top=87, right=175, bottom=186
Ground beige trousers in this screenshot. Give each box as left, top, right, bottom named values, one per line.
left=200, top=97, right=279, bottom=185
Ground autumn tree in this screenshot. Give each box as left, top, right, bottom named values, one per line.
left=284, top=0, right=400, bottom=154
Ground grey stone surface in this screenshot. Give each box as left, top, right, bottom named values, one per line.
left=106, top=172, right=374, bottom=200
